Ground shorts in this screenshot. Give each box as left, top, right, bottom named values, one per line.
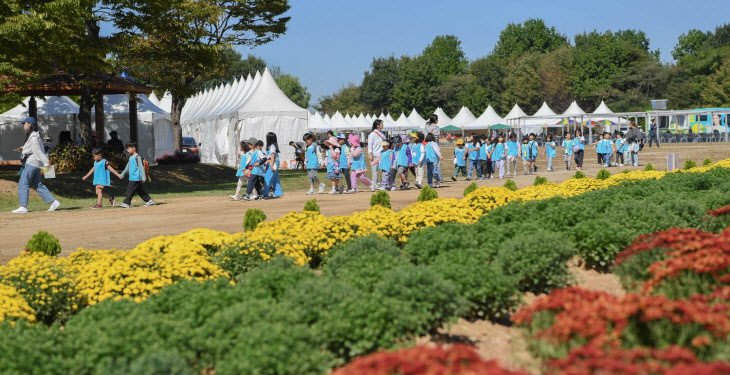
left=307, top=169, right=319, bottom=183
left=326, top=170, right=341, bottom=180
left=396, top=166, right=408, bottom=176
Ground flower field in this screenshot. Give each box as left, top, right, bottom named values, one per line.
left=1, top=160, right=730, bottom=374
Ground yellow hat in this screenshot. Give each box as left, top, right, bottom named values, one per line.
left=410, top=132, right=419, bottom=139
left=456, top=139, right=464, bottom=145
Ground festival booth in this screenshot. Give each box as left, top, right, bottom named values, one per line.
left=523, top=102, right=559, bottom=135
left=465, top=105, right=504, bottom=130
left=504, top=104, right=528, bottom=136
left=407, top=108, right=427, bottom=127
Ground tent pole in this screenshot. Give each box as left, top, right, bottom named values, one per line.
left=94, top=91, right=104, bottom=146
left=129, top=96, right=138, bottom=143
left=29, top=96, right=37, bottom=119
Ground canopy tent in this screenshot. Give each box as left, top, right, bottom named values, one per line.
left=157, top=91, right=172, bottom=113
left=465, top=105, right=503, bottom=129
left=590, top=100, right=627, bottom=132
left=522, top=102, right=557, bottom=134
left=181, top=68, right=308, bottom=165
left=440, top=125, right=462, bottom=131
left=433, top=107, right=452, bottom=127
left=562, top=101, right=587, bottom=117
left=389, top=111, right=421, bottom=131
left=450, top=106, right=477, bottom=128
left=0, top=96, right=80, bottom=161
left=148, top=92, right=160, bottom=107
left=488, top=124, right=510, bottom=130
left=407, top=108, right=427, bottom=127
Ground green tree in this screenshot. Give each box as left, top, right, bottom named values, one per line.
left=109, top=0, right=291, bottom=152
left=706, top=23, right=730, bottom=49
left=469, top=55, right=508, bottom=113
left=275, top=74, right=311, bottom=109
left=537, top=46, right=575, bottom=111
left=314, top=83, right=366, bottom=114
left=672, top=29, right=710, bottom=61
left=502, top=53, right=543, bottom=114
left=360, top=56, right=402, bottom=113
left=492, top=18, right=568, bottom=59
left=701, top=56, right=730, bottom=107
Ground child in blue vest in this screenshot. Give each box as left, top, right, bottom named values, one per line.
left=545, top=134, right=557, bottom=172
left=118, top=142, right=154, bottom=208
left=527, top=133, right=539, bottom=173
left=229, top=140, right=251, bottom=201
left=395, top=136, right=413, bottom=190
left=478, top=134, right=489, bottom=179
left=242, top=141, right=266, bottom=200
left=451, top=138, right=467, bottom=181
left=410, top=132, right=426, bottom=189
left=378, top=141, right=393, bottom=191
left=562, top=132, right=573, bottom=170
left=82, top=147, right=121, bottom=209
left=303, top=133, right=326, bottom=195
left=348, top=134, right=372, bottom=193
left=426, top=133, right=443, bottom=187
left=337, top=134, right=353, bottom=192
left=601, top=132, right=613, bottom=167
left=615, top=132, right=626, bottom=167
left=521, top=136, right=533, bottom=175
left=574, top=129, right=586, bottom=171
left=465, top=134, right=482, bottom=180
left=506, top=133, right=519, bottom=176
left=492, top=134, right=507, bottom=178
left=324, top=136, right=342, bottom=195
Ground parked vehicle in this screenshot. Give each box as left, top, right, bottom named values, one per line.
left=182, top=137, right=200, bottom=156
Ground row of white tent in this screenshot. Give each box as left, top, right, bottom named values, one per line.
left=179, top=68, right=309, bottom=166
left=309, top=100, right=627, bottom=135
left=0, top=94, right=174, bottom=162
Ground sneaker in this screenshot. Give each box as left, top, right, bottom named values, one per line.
left=370, top=185, right=376, bottom=192
left=12, top=207, right=28, bottom=214
left=318, top=183, right=326, bottom=194
left=403, top=182, right=410, bottom=189
left=451, top=176, right=456, bottom=181
left=91, top=204, right=103, bottom=209
left=109, top=196, right=116, bottom=207
left=390, top=186, right=397, bottom=191
left=306, top=188, right=315, bottom=195
left=415, top=183, right=422, bottom=189
left=378, top=187, right=386, bottom=191
left=48, top=200, right=61, bottom=212
left=465, top=178, right=471, bottom=181
left=619, top=164, right=624, bottom=167
left=118, top=203, right=130, bottom=208
left=242, top=195, right=251, bottom=201
left=228, top=194, right=239, bottom=201
left=513, top=172, right=517, bottom=176
left=144, top=200, right=155, bottom=206
left=435, top=183, right=440, bottom=188
left=328, top=188, right=337, bottom=195
left=256, top=196, right=266, bottom=200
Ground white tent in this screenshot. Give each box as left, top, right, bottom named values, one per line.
left=433, top=107, right=452, bottom=127
left=465, top=105, right=503, bottom=129
left=450, top=106, right=477, bottom=128
left=157, top=91, right=172, bottom=113
left=93, top=94, right=174, bottom=161
left=591, top=100, right=626, bottom=132
left=407, top=108, right=427, bottom=127
left=148, top=92, right=160, bottom=107
left=522, top=102, right=558, bottom=134
left=390, top=111, right=420, bottom=131
left=562, top=101, right=587, bottom=117
left=0, top=96, right=80, bottom=161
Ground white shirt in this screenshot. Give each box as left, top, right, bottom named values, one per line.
left=367, top=130, right=386, bottom=157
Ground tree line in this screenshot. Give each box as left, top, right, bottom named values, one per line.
left=315, top=19, right=730, bottom=118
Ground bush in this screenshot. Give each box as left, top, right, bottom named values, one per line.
left=234, top=257, right=316, bottom=300
left=701, top=205, right=730, bottom=233
left=570, top=218, right=638, bottom=270
left=49, top=143, right=127, bottom=173
left=403, top=223, right=476, bottom=265
left=684, top=159, right=697, bottom=170
left=212, top=239, right=277, bottom=280
left=622, top=169, right=630, bottom=174
left=463, top=182, right=478, bottom=196
left=303, top=199, right=320, bottom=213
left=595, top=169, right=611, bottom=180
left=25, top=231, right=61, bottom=256
left=572, top=170, right=586, bottom=179
left=496, top=230, right=575, bottom=294
left=644, top=163, right=656, bottom=171
left=369, top=190, right=391, bottom=209
left=417, top=186, right=438, bottom=202
left=243, top=208, right=266, bottom=231
left=503, top=179, right=518, bottom=191
left=612, top=247, right=668, bottom=291
left=703, top=158, right=713, bottom=166
left=154, top=151, right=200, bottom=165
left=533, top=176, right=548, bottom=185
left=430, top=248, right=520, bottom=320
left=323, top=236, right=409, bottom=292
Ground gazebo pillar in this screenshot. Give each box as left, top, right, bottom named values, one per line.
left=29, top=96, right=37, bottom=119
left=95, top=92, right=104, bottom=145
left=129, top=96, right=138, bottom=143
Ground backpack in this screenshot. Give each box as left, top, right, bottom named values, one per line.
left=137, top=155, right=151, bottom=182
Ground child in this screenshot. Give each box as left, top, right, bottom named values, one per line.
left=411, top=132, right=426, bottom=189
left=466, top=133, right=482, bottom=181
left=574, top=130, right=586, bottom=171
left=562, top=132, right=573, bottom=170
left=378, top=140, right=393, bottom=191
left=396, top=136, right=413, bottom=190
left=424, top=133, right=442, bottom=187
left=521, top=136, right=532, bottom=175
left=82, top=147, right=121, bottom=209
left=545, top=134, right=556, bottom=172
left=243, top=141, right=266, bottom=200
left=427, top=133, right=444, bottom=186
left=387, top=136, right=400, bottom=191
left=337, top=134, right=353, bottom=193
left=528, top=133, right=539, bottom=172
left=601, top=132, right=612, bottom=167
left=348, top=134, right=372, bottom=193
left=615, top=132, right=626, bottom=167
left=263, top=132, right=283, bottom=198
left=506, top=133, right=519, bottom=176
left=478, top=134, right=489, bottom=180
left=304, top=133, right=326, bottom=195
left=451, top=139, right=467, bottom=181
left=594, top=134, right=603, bottom=165
left=229, top=140, right=250, bottom=201
left=324, top=136, right=342, bottom=194
left=117, top=142, right=154, bottom=208
left=492, top=134, right=507, bottom=178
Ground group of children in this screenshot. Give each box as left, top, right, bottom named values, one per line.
left=375, top=132, right=444, bottom=191
left=452, top=132, right=539, bottom=179
left=302, top=131, right=373, bottom=194
left=229, top=132, right=283, bottom=201
left=81, top=141, right=154, bottom=209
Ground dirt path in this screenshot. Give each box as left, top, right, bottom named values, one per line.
left=1, top=143, right=728, bottom=262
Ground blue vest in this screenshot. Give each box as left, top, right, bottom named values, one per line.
left=528, top=141, right=538, bottom=158
left=305, top=144, right=319, bottom=169
left=326, top=149, right=338, bottom=172
left=493, top=143, right=505, bottom=159
left=546, top=141, right=556, bottom=157
left=379, top=149, right=393, bottom=171
left=93, top=159, right=110, bottom=186
left=267, top=147, right=280, bottom=170
left=351, top=146, right=366, bottom=171
left=236, top=152, right=250, bottom=177
left=521, top=143, right=530, bottom=160
left=576, top=136, right=585, bottom=151
left=454, top=147, right=466, bottom=166
left=251, top=150, right=265, bottom=176
left=616, top=138, right=626, bottom=152
left=396, top=145, right=410, bottom=167
left=128, top=155, right=142, bottom=181
left=468, top=142, right=480, bottom=160
left=562, top=139, right=573, bottom=155
left=507, top=140, right=519, bottom=156
left=411, top=143, right=424, bottom=165
left=425, top=143, right=436, bottom=163
left=478, top=143, right=487, bottom=160
left=339, top=144, right=349, bottom=168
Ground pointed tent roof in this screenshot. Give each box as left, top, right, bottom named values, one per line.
left=590, top=100, right=626, bottom=125
left=450, top=106, right=477, bottom=127
left=465, top=105, right=503, bottom=129
left=158, top=91, right=172, bottom=113
left=407, top=108, right=427, bottom=126
left=592, top=100, right=613, bottom=115
left=385, top=112, right=396, bottom=127
left=148, top=92, right=160, bottom=106
left=393, top=112, right=419, bottom=129
left=504, top=104, right=528, bottom=120
left=562, top=101, right=586, bottom=116
left=93, top=94, right=168, bottom=115
left=354, top=113, right=373, bottom=130
left=1, top=96, right=79, bottom=117
left=308, top=111, right=325, bottom=129
left=524, top=102, right=557, bottom=126
left=235, top=68, right=307, bottom=119
left=433, top=107, right=452, bottom=127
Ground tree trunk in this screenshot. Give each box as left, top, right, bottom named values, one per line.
left=79, top=84, right=93, bottom=144
left=171, top=93, right=186, bottom=152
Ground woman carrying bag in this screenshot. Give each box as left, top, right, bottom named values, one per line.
left=12, top=117, right=61, bottom=214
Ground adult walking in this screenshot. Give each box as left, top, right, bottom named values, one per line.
left=425, top=114, right=440, bottom=138
left=367, top=119, right=387, bottom=190
left=12, top=117, right=61, bottom=214
left=625, top=121, right=643, bottom=166
left=107, top=130, right=125, bottom=154
left=648, top=118, right=660, bottom=148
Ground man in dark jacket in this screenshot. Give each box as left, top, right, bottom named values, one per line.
left=625, top=121, right=644, bottom=167
left=648, top=118, right=660, bottom=148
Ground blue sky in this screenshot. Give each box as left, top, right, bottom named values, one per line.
left=105, top=0, right=730, bottom=106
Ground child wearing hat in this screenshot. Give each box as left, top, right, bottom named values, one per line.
left=337, top=134, right=353, bottom=192
left=451, top=138, right=467, bottom=181
left=378, top=140, right=394, bottom=191
left=348, top=134, right=372, bottom=193
left=410, top=132, right=426, bottom=189
left=324, top=136, right=343, bottom=194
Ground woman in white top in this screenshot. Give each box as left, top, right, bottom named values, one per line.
left=367, top=119, right=386, bottom=190
left=13, top=117, right=61, bottom=214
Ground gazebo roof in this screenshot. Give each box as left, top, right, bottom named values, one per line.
left=3, top=72, right=153, bottom=96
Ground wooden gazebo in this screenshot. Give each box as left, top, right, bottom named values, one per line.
left=4, top=72, right=153, bottom=144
